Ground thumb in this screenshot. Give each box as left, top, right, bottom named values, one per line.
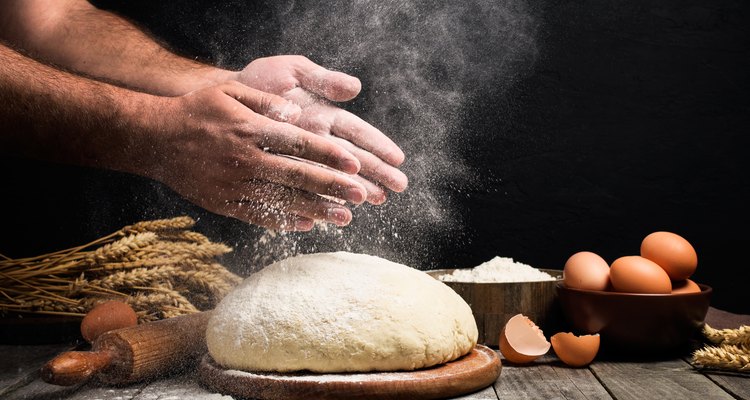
left=295, top=58, right=362, bottom=102
left=222, top=81, right=302, bottom=123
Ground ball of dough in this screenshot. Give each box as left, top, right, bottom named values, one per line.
left=206, top=251, right=478, bottom=373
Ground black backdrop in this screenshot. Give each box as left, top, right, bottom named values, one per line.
left=2, top=0, right=748, bottom=314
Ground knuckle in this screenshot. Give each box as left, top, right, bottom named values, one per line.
left=325, top=174, right=341, bottom=195
left=370, top=160, right=387, bottom=180
left=302, top=115, right=332, bottom=135
left=278, top=76, right=298, bottom=92
left=290, top=136, right=310, bottom=156
left=250, top=211, right=280, bottom=230
left=259, top=95, right=273, bottom=115
left=285, top=163, right=306, bottom=185
left=290, top=55, right=309, bottom=64
left=281, top=188, right=299, bottom=210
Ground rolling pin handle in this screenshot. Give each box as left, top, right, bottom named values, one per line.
left=40, top=350, right=113, bottom=386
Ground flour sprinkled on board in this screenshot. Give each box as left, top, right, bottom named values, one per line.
left=438, top=256, right=556, bottom=283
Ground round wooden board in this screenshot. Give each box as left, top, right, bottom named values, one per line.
left=198, top=344, right=501, bottom=400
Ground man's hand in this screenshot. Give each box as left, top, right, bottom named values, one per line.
left=1, top=0, right=409, bottom=228
left=142, top=81, right=368, bottom=231
left=235, top=56, right=408, bottom=204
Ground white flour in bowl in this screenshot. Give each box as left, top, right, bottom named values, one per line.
left=438, top=256, right=556, bottom=283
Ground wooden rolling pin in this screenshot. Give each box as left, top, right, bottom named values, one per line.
left=40, top=311, right=211, bottom=386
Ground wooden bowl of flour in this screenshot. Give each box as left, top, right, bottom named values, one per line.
left=426, top=266, right=564, bottom=348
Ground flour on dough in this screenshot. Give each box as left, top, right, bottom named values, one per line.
left=206, top=251, right=478, bottom=373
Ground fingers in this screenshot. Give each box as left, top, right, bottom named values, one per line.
left=294, top=57, right=362, bottom=102
left=330, top=109, right=406, bottom=167
left=329, top=135, right=409, bottom=195
left=274, top=94, right=407, bottom=197
left=222, top=202, right=313, bottom=232
left=254, top=120, right=361, bottom=175
left=218, top=182, right=353, bottom=231
left=221, top=81, right=302, bottom=123
left=350, top=174, right=388, bottom=205
left=253, top=154, right=368, bottom=205
left=292, top=97, right=405, bottom=167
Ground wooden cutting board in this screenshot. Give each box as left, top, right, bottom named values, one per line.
left=198, top=344, right=501, bottom=400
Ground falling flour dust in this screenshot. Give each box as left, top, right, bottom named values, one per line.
left=206, top=0, right=539, bottom=272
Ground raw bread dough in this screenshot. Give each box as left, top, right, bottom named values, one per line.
left=206, top=251, right=478, bottom=373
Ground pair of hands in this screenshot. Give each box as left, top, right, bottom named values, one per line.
left=152, top=56, right=407, bottom=231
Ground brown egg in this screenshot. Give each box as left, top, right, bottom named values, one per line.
left=80, top=300, right=138, bottom=343
left=609, top=256, right=672, bottom=294
left=551, top=332, right=600, bottom=367
left=641, top=231, right=698, bottom=280
left=671, top=279, right=701, bottom=294
left=563, top=251, right=610, bottom=291
left=499, top=314, right=551, bottom=364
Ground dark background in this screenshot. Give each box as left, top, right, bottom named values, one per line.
left=2, top=0, right=748, bottom=314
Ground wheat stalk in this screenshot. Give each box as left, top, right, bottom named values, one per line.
left=92, top=257, right=184, bottom=272
left=693, top=344, right=750, bottom=372
left=131, top=242, right=232, bottom=260
left=84, top=232, right=158, bottom=266
left=703, top=324, right=750, bottom=347
left=122, top=216, right=196, bottom=234
left=128, top=289, right=199, bottom=318
left=91, top=267, right=174, bottom=290
left=0, top=216, right=241, bottom=322
left=692, top=324, right=750, bottom=373
left=179, top=259, right=243, bottom=286
left=156, top=230, right=210, bottom=244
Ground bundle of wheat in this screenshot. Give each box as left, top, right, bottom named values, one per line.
left=0, top=216, right=243, bottom=322
left=692, top=324, right=750, bottom=373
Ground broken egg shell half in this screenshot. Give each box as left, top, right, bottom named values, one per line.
left=550, top=332, right=600, bottom=367
left=499, top=314, right=551, bottom=364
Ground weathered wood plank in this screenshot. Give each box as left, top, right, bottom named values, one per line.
left=2, top=378, right=144, bottom=400
left=1, top=379, right=83, bottom=400
left=0, top=344, right=73, bottom=396
left=133, top=372, right=231, bottom=399
left=494, top=354, right=611, bottom=400
left=590, top=358, right=734, bottom=400
left=703, top=372, right=750, bottom=400
left=452, top=384, right=498, bottom=399
left=2, top=374, right=143, bottom=400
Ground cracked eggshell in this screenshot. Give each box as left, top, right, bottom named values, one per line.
left=499, top=314, right=551, bottom=364
left=551, top=332, right=600, bottom=367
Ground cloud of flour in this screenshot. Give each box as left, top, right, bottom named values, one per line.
left=236, top=0, right=538, bottom=270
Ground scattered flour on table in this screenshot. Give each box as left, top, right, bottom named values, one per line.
left=120, top=393, right=232, bottom=400
left=438, top=256, right=556, bottom=283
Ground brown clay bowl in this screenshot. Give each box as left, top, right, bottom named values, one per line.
left=556, top=283, right=712, bottom=358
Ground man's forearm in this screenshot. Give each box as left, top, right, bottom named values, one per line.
left=0, top=43, right=159, bottom=175
left=0, top=0, right=235, bottom=96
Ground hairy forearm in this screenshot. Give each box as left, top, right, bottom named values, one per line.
left=0, top=43, right=159, bottom=175
left=0, top=0, right=235, bottom=96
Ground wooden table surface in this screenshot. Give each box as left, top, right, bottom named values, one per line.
left=1, top=342, right=748, bottom=400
